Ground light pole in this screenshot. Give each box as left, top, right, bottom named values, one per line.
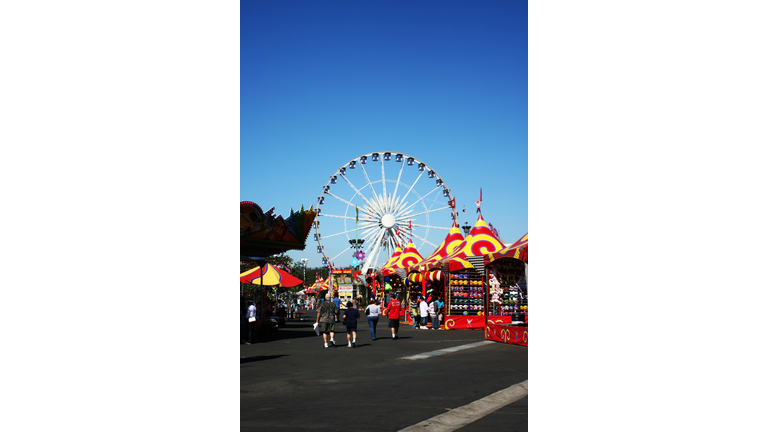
left=300, top=258, right=308, bottom=286
left=462, top=222, right=471, bottom=237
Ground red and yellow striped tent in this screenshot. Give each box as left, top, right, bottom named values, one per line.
left=485, top=233, right=528, bottom=264
left=381, top=239, right=425, bottom=276
left=407, top=221, right=465, bottom=274
left=439, top=214, right=505, bottom=271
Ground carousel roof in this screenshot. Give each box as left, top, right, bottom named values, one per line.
left=407, top=221, right=465, bottom=273
left=439, top=213, right=506, bottom=271
left=240, top=201, right=316, bottom=257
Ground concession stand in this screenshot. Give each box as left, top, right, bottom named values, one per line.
left=483, top=233, right=528, bottom=346
left=437, top=214, right=506, bottom=330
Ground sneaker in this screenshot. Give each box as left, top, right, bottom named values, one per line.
left=352, top=342, right=356, bottom=348
left=395, top=335, right=399, bottom=340
left=245, top=342, right=251, bottom=345
left=330, top=340, right=336, bottom=346
left=324, top=343, right=329, bottom=348
left=347, top=342, right=352, bottom=347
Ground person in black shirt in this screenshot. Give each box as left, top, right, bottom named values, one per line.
left=342, top=301, right=360, bottom=348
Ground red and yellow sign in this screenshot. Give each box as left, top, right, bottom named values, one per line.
left=443, top=315, right=485, bottom=330
left=485, top=322, right=527, bottom=346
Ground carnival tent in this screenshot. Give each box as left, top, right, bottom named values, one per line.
left=438, top=214, right=506, bottom=271
left=380, top=239, right=425, bottom=277
left=307, top=277, right=329, bottom=293
left=380, top=246, right=403, bottom=271
left=485, top=233, right=528, bottom=265
left=240, top=263, right=304, bottom=287
left=407, top=221, right=465, bottom=274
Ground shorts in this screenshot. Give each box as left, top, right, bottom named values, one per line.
left=345, top=325, right=357, bottom=333
left=319, top=321, right=335, bottom=333
left=388, top=318, right=400, bottom=329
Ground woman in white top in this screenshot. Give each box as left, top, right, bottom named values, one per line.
left=364, top=299, right=382, bottom=340
left=429, top=301, right=439, bottom=330
left=419, top=297, right=430, bottom=329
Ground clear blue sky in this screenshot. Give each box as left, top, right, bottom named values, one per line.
left=241, top=0, right=527, bottom=269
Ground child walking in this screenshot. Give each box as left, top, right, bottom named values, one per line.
left=342, top=301, right=360, bottom=348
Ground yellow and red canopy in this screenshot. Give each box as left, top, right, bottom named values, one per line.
left=485, top=233, right=528, bottom=264
left=439, top=214, right=505, bottom=271
left=381, top=240, right=425, bottom=276
left=240, top=263, right=304, bottom=287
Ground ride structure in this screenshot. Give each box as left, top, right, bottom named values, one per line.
left=313, top=152, right=455, bottom=283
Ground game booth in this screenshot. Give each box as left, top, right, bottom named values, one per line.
left=332, top=269, right=356, bottom=310
left=483, top=234, right=528, bottom=347
left=398, top=215, right=522, bottom=332
left=370, top=214, right=527, bottom=340
left=404, top=221, right=466, bottom=327
left=436, top=214, right=508, bottom=330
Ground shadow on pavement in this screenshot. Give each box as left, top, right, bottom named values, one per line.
left=240, top=355, right=288, bottom=364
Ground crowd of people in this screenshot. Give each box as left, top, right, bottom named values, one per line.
left=242, top=289, right=445, bottom=347
left=310, top=291, right=444, bottom=348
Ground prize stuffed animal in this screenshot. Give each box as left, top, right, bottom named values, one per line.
left=489, top=271, right=502, bottom=304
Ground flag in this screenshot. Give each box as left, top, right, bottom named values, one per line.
left=408, top=220, right=411, bottom=231
left=355, top=204, right=359, bottom=223
left=480, top=188, right=482, bottom=201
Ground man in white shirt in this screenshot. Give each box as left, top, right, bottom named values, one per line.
left=246, top=300, right=258, bottom=344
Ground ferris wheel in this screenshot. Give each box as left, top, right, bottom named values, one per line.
left=314, top=152, right=455, bottom=281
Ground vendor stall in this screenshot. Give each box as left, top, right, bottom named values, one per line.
left=332, top=269, right=354, bottom=309
left=405, top=221, right=466, bottom=328
left=483, top=233, right=528, bottom=346
left=438, top=214, right=505, bottom=330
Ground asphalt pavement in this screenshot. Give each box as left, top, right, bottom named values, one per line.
left=241, top=309, right=528, bottom=432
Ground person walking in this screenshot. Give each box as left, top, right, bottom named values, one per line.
left=364, top=299, right=381, bottom=340
left=383, top=280, right=393, bottom=306
left=315, top=293, right=338, bottom=348
left=385, top=292, right=402, bottom=339
left=332, top=292, right=342, bottom=322
left=429, top=300, right=439, bottom=330
left=246, top=300, right=257, bottom=344
left=342, top=301, right=360, bottom=348
left=419, top=296, right=430, bottom=329
left=410, top=295, right=420, bottom=329
left=437, top=298, right=445, bottom=327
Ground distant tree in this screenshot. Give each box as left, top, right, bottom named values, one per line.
left=240, top=253, right=295, bottom=274
left=268, top=253, right=294, bottom=269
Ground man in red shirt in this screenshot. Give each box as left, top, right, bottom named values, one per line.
left=385, top=292, right=402, bottom=340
